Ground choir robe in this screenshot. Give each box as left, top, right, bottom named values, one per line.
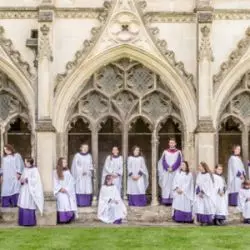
left=0, top=153, right=24, bottom=207
left=193, top=173, right=216, bottom=224
left=98, top=184, right=127, bottom=224
left=214, top=174, right=228, bottom=221
left=54, top=170, right=78, bottom=224
left=18, top=166, right=44, bottom=226
left=127, top=156, right=149, bottom=206
left=238, top=188, right=250, bottom=223
left=102, top=155, right=123, bottom=193
left=172, top=171, right=194, bottom=223
left=227, top=155, right=245, bottom=206
left=71, top=153, right=93, bottom=207
left=158, top=149, right=182, bottom=205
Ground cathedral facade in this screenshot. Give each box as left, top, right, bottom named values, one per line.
left=0, top=0, right=250, bottom=224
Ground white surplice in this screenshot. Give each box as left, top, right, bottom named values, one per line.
left=18, top=167, right=44, bottom=214
left=158, top=150, right=182, bottom=200
left=193, top=173, right=216, bottom=216
left=71, top=153, right=93, bottom=194
left=227, top=155, right=245, bottom=194
left=127, top=156, right=149, bottom=195
left=54, top=170, right=78, bottom=215
left=213, top=174, right=228, bottom=217
left=98, top=185, right=127, bottom=224
left=0, top=153, right=24, bottom=197
left=102, top=156, right=123, bottom=192
left=238, top=188, right=250, bottom=219
left=172, top=170, right=194, bottom=213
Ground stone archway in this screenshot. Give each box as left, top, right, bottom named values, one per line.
left=217, top=71, right=250, bottom=172
left=66, top=58, right=185, bottom=203
left=0, top=70, right=32, bottom=158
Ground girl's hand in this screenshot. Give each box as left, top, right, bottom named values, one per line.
left=16, top=173, right=21, bottom=180
left=60, top=188, right=67, bottom=193
left=198, top=193, right=203, bottom=198
left=177, top=189, right=183, bottom=195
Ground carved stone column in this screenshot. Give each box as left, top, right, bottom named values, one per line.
left=242, top=125, right=249, bottom=168
left=183, top=131, right=196, bottom=171
left=91, top=125, right=99, bottom=204
left=151, top=129, right=159, bottom=206
left=37, top=3, right=54, bottom=120
left=122, top=125, right=128, bottom=200
left=195, top=120, right=216, bottom=169
left=0, top=125, right=4, bottom=157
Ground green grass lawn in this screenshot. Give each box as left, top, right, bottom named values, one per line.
left=0, top=226, right=249, bottom=250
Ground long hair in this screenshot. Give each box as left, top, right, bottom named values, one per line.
left=200, top=161, right=214, bottom=183
left=182, top=161, right=190, bottom=175
left=56, top=157, right=67, bottom=180
left=104, top=174, right=113, bottom=186
left=24, top=157, right=34, bottom=166
left=242, top=180, right=250, bottom=189
left=131, top=145, right=142, bottom=157
left=3, top=144, right=15, bottom=156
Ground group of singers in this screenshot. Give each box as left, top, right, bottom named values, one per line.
left=0, top=139, right=249, bottom=227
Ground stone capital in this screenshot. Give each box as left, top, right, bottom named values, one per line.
left=36, top=120, right=56, bottom=132
left=197, top=12, right=213, bottom=23
left=195, top=119, right=215, bottom=133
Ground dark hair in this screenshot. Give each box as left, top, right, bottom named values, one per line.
left=104, top=175, right=113, bottom=186
left=80, top=143, right=89, bottom=148
left=3, top=144, right=15, bottom=156
left=242, top=180, right=250, bottom=189
left=215, top=164, right=223, bottom=170
left=56, top=157, right=67, bottom=180
left=110, top=146, right=119, bottom=160
left=182, top=161, right=190, bottom=175
left=232, top=144, right=241, bottom=155
left=25, top=157, right=34, bottom=166
left=131, top=145, right=142, bottom=156
left=200, top=161, right=214, bottom=183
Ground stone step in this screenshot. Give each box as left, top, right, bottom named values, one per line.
left=1, top=205, right=242, bottom=225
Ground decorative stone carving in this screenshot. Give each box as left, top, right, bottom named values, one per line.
left=112, top=90, right=138, bottom=118
left=214, top=10, right=250, bottom=20
left=197, top=12, right=213, bottom=23
left=55, top=9, right=101, bottom=19
left=69, top=59, right=182, bottom=129
left=38, top=24, right=53, bottom=61
left=142, top=92, right=173, bottom=122
left=96, top=65, right=123, bottom=95
left=213, top=27, right=250, bottom=92
left=199, top=25, right=214, bottom=62
left=0, top=26, right=33, bottom=81
left=195, top=119, right=215, bottom=133
left=36, top=120, right=56, bottom=132
left=38, top=10, right=53, bottom=22
left=196, top=0, right=212, bottom=9
left=109, top=12, right=140, bottom=42
left=0, top=9, right=38, bottom=19
left=148, top=27, right=195, bottom=91
left=78, top=91, right=109, bottom=120
left=127, top=65, right=154, bottom=95
left=231, top=93, right=250, bottom=120
left=144, top=12, right=195, bottom=23
left=55, top=1, right=111, bottom=87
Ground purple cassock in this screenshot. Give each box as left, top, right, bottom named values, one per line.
left=158, top=149, right=182, bottom=206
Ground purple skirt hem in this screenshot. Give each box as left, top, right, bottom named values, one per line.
left=57, top=211, right=75, bottom=224
left=76, top=194, right=92, bottom=207
left=161, top=198, right=173, bottom=206
left=128, top=194, right=147, bottom=207
left=196, top=214, right=213, bottom=224
left=18, top=208, right=36, bottom=226
left=229, top=193, right=238, bottom=206
left=113, top=219, right=122, bottom=224
left=173, top=210, right=193, bottom=223
left=1, top=194, right=19, bottom=208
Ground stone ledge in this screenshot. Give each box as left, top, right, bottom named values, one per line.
left=36, top=120, right=56, bottom=132
left=195, top=119, right=216, bottom=133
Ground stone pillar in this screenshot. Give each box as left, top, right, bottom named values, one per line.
left=196, top=9, right=216, bottom=169
left=151, top=129, right=159, bottom=206
left=183, top=131, right=196, bottom=171
left=122, top=126, right=128, bottom=200
left=0, top=126, right=4, bottom=157
left=242, top=126, right=249, bottom=167
left=36, top=1, right=56, bottom=225
left=91, top=126, right=98, bottom=205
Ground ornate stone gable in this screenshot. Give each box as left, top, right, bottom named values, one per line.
left=213, top=27, right=250, bottom=93
left=55, top=0, right=194, bottom=94
left=0, top=26, right=34, bottom=82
